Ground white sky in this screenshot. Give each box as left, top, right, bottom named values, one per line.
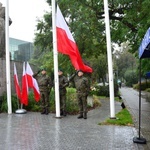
left=0, top=0, right=50, bottom=42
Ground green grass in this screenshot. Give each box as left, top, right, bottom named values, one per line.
left=99, top=108, right=133, bottom=126
left=115, top=96, right=122, bottom=102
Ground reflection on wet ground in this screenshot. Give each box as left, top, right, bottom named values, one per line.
left=120, top=87, right=150, bottom=150
left=0, top=99, right=143, bottom=150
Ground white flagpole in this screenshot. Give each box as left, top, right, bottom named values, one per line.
left=5, top=0, right=12, bottom=114
left=52, top=0, right=60, bottom=117
left=103, top=0, right=115, bottom=118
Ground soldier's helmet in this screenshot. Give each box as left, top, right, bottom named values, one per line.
left=41, top=68, right=47, bottom=71
left=76, top=70, right=83, bottom=73
left=58, top=68, right=63, bottom=72
left=76, top=70, right=84, bottom=76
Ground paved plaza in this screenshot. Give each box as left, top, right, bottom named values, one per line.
left=0, top=87, right=149, bottom=150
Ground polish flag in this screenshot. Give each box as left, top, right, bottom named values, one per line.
left=56, top=5, right=93, bottom=73
left=21, top=62, right=28, bottom=106
left=33, top=78, right=40, bottom=101
left=26, top=62, right=34, bottom=88
left=26, top=62, right=40, bottom=101
left=14, top=63, right=21, bottom=100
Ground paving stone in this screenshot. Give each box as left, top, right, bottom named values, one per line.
left=0, top=90, right=146, bottom=150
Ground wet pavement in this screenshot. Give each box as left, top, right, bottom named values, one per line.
left=0, top=87, right=149, bottom=150
left=120, top=87, right=150, bottom=150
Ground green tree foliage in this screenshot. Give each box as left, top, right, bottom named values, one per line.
left=114, top=51, right=137, bottom=80
left=124, top=70, right=138, bottom=87
left=113, top=41, right=138, bottom=83
left=91, top=54, right=107, bottom=83
left=141, top=59, right=150, bottom=76
left=32, top=0, right=150, bottom=82
left=47, top=0, right=150, bottom=54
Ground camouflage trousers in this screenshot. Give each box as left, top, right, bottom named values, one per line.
left=77, top=92, right=87, bottom=114
left=40, top=91, right=50, bottom=111
left=60, top=93, right=66, bottom=112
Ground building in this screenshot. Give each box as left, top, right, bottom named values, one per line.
left=9, top=38, right=34, bottom=61
left=0, top=38, right=37, bottom=96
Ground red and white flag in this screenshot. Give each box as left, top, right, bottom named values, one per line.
left=26, top=62, right=34, bottom=88
left=33, top=78, right=40, bottom=101
left=21, top=62, right=28, bottom=106
left=26, top=62, right=40, bottom=101
left=14, top=63, right=21, bottom=100
left=56, top=5, right=93, bottom=73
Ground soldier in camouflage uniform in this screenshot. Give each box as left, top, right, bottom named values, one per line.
left=58, top=69, right=69, bottom=116
left=70, top=70, right=90, bottom=119
left=33, top=69, right=53, bottom=115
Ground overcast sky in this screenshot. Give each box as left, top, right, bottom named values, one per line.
left=0, top=0, right=50, bottom=42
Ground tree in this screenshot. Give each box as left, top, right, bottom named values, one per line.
left=32, top=0, right=150, bottom=79
left=51, top=0, right=150, bottom=54
left=113, top=42, right=138, bottom=82
left=90, top=54, right=107, bottom=83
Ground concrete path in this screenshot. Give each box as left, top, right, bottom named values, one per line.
left=0, top=88, right=148, bottom=150
left=120, top=87, right=150, bottom=150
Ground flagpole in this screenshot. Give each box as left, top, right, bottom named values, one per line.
left=103, top=0, right=115, bottom=118
left=52, top=0, right=60, bottom=118
left=5, top=0, right=12, bottom=114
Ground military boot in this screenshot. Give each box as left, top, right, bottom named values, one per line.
left=45, top=108, right=49, bottom=115
left=60, top=110, right=63, bottom=116
left=83, top=112, right=87, bottom=119
left=63, top=111, right=66, bottom=116
left=77, top=113, right=83, bottom=119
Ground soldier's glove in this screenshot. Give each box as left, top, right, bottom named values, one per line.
left=63, top=82, right=69, bottom=88
left=69, top=72, right=76, bottom=82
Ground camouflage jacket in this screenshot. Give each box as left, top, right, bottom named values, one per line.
left=59, top=75, right=69, bottom=94
left=33, top=73, right=53, bottom=92
left=74, top=75, right=90, bottom=94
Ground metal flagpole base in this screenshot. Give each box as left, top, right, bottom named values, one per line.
left=15, top=109, right=27, bottom=114
left=53, top=116, right=62, bottom=119
left=133, top=137, right=146, bottom=144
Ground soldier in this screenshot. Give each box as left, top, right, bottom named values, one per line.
left=70, top=70, right=90, bottom=119
left=33, top=68, right=53, bottom=115
left=58, top=69, right=69, bottom=116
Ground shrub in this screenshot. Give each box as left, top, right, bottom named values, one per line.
left=24, top=92, right=40, bottom=111
left=66, top=88, right=78, bottom=114
left=92, top=95, right=101, bottom=107
left=0, top=93, right=19, bottom=113
left=0, top=88, right=101, bottom=114
left=90, top=81, right=119, bottom=97
left=51, top=88, right=101, bottom=114
left=133, top=80, right=150, bottom=91
left=146, top=88, right=150, bottom=92
left=124, top=70, right=138, bottom=87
